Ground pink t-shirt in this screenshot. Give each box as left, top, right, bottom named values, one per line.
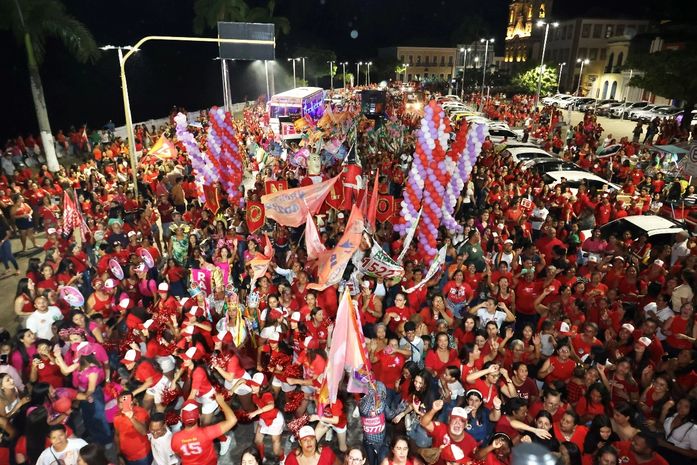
left=75, top=365, right=105, bottom=392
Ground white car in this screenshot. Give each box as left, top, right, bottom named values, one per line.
left=519, top=158, right=581, bottom=174
left=542, top=94, right=573, bottom=106
left=543, top=170, right=621, bottom=195
left=500, top=146, right=553, bottom=164
left=557, top=96, right=582, bottom=109
left=610, top=101, right=649, bottom=119
left=582, top=215, right=687, bottom=252
left=628, top=104, right=662, bottom=121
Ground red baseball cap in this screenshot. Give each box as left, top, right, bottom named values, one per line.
left=181, top=400, right=201, bottom=425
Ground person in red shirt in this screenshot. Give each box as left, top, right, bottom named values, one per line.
left=171, top=396, right=238, bottom=464
left=383, top=292, right=414, bottom=333
left=121, top=348, right=171, bottom=413
left=442, top=270, right=474, bottom=318
left=113, top=391, right=152, bottom=465
left=420, top=402, right=479, bottom=465
left=248, top=373, right=285, bottom=463
left=614, top=431, right=669, bottom=465
left=538, top=343, right=576, bottom=385
left=310, top=397, right=349, bottom=453
left=372, top=338, right=406, bottom=391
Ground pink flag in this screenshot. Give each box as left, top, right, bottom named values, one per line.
left=191, top=268, right=212, bottom=294
left=308, top=205, right=365, bottom=291
left=261, top=175, right=340, bottom=227
left=304, top=212, right=326, bottom=261
left=324, top=289, right=374, bottom=403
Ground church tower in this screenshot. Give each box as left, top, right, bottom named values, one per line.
left=504, top=0, right=553, bottom=64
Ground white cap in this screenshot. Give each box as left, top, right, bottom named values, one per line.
left=158, top=282, right=169, bottom=292
left=298, top=425, right=315, bottom=439
left=142, top=319, right=154, bottom=329
left=123, top=349, right=139, bottom=362
left=182, top=346, right=197, bottom=360
left=638, top=336, right=652, bottom=347
left=251, top=372, right=266, bottom=386
left=504, top=239, right=513, bottom=244
left=337, top=212, right=345, bottom=219
left=127, top=231, right=136, bottom=237
left=182, top=401, right=198, bottom=412
left=654, top=259, right=664, bottom=267
left=104, top=278, right=116, bottom=289
left=118, top=298, right=130, bottom=309
left=361, top=280, right=371, bottom=289
left=559, top=322, right=571, bottom=333
left=47, top=227, right=57, bottom=235
left=268, top=331, right=280, bottom=342
left=290, top=312, right=301, bottom=322
left=621, top=323, right=635, bottom=333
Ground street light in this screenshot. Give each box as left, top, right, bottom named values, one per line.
left=479, top=38, right=494, bottom=110
left=557, top=62, right=566, bottom=93
left=576, top=58, right=590, bottom=96
left=366, top=61, right=372, bottom=85
left=287, top=57, right=300, bottom=88
left=460, top=47, right=471, bottom=100
left=357, top=62, right=363, bottom=86
left=403, top=63, right=410, bottom=82
left=100, top=44, right=140, bottom=193
left=341, top=61, right=348, bottom=88
left=327, top=60, right=335, bottom=90
left=301, top=57, right=306, bottom=82
left=534, top=20, right=558, bottom=107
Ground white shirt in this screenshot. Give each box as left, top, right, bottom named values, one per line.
left=664, top=414, right=697, bottom=451
left=476, top=308, right=507, bottom=330
left=643, top=303, right=675, bottom=341
left=25, top=307, right=64, bottom=340
left=150, top=429, right=180, bottom=465
left=36, top=438, right=88, bottom=465
left=399, top=336, right=424, bottom=365
left=530, top=207, right=549, bottom=231
left=671, top=239, right=689, bottom=266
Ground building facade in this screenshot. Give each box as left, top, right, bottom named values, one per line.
left=378, top=46, right=457, bottom=82
left=504, top=0, right=554, bottom=64
left=543, top=18, right=651, bottom=94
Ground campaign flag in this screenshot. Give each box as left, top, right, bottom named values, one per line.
left=309, top=205, right=365, bottom=291
left=375, top=195, right=395, bottom=223
left=397, top=208, right=422, bottom=263
left=246, top=201, right=266, bottom=234
left=366, top=170, right=380, bottom=231
left=265, top=179, right=288, bottom=195
left=324, top=177, right=344, bottom=210
left=305, top=212, right=326, bottom=261
left=261, top=175, right=340, bottom=227
left=202, top=184, right=220, bottom=215
left=62, top=190, right=89, bottom=242
left=323, top=289, right=373, bottom=404
left=216, top=262, right=230, bottom=285
left=80, top=127, right=92, bottom=152
left=149, top=134, right=177, bottom=160
left=358, top=241, right=404, bottom=280
left=191, top=268, right=212, bottom=294
left=249, top=234, right=275, bottom=291
left=402, top=245, right=447, bottom=293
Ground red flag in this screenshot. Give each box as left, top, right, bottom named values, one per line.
left=246, top=201, right=266, bottom=234
left=366, top=170, right=380, bottom=231
left=148, top=134, right=177, bottom=160
left=265, top=179, right=288, bottom=195
left=202, top=184, right=220, bottom=215
left=324, top=177, right=344, bottom=211
left=375, top=195, right=395, bottom=223
left=61, top=190, right=89, bottom=241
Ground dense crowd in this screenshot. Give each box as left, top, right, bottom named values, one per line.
left=0, top=91, right=695, bottom=465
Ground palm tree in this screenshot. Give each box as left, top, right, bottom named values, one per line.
left=193, top=0, right=290, bottom=36
left=0, top=0, right=98, bottom=171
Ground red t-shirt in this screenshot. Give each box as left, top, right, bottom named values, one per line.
left=375, top=349, right=406, bottom=389
left=114, top=406, right=151, bottom=460
left=425, top=349, right=459, bottom=378
left=253, top=392, right=279, bottom=425
left=134, top=360, right=163, bottom=386
left=191, top=366, right=213, bottom=396
left=615, top=441, right=668, bottom=465
left=171, top=423, right=224, bottom=465
left=427, top=421, right=478, bottom=465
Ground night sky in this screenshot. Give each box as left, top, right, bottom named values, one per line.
left=0, top=0, right=690, bottom=141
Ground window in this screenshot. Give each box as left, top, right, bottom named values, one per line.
left=589, top=48, right=598, bottom=60
left=616, top=25, right=625, bottom=36
left=582, top=24, right=591, bottom=38
left=617, top=52, right=624, bottom=67
left=600, top=48, right=607, bottom=60
left=605, top=25, right=613, bottom=38
left=409, top=55, right=413, bottom=65
left=566, top=26, right=573, bottom=40
left=416, top=56, right=421, bottom=65
left=448, top=56, right=453, bottom=66
left=433, top=56, right=437, bottom=65
left=400, top=55, right=404, bottom=63
left=579, top=48, right=587, bottom=58
left=593, top=24, right=602, bottom=38
left=441, top=56, right=445, bottom=66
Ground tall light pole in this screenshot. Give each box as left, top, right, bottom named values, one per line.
left=460, top=47, right=471, bottom=100
left=100, top=45, right=140, bottom=193
left=366, top=62, right=372, bottom=85
left=576, top=58, right=590, bottom=96
left=557, top=62, right=566, bottom=93
left=357, top=62, right=362, bottom=86
left=327, top=60, right=335, bottom=90
left=534, top=20, right=558, bottom=107
left=480, top=38, right=494, bottom=110
left=403, top=63, right=410, bottom=82
left=287, top=57, right=299, bottom=88
left=341, top=62, right=348, bottom=88
left=301, top=57, right=306, bottom=82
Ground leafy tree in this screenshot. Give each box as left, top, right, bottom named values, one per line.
left=0, top=0, right=98, bottom=171
left=627, top=42, right=697, bottom=129
left=193, top=0, right=290, bottom=36
left=512, top=66, right=558, bottom=95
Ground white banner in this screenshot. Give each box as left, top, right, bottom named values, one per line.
left=402, top=245, right=447, bottom=293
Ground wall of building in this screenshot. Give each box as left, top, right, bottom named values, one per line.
left=380, top=46, right=458, bottom=81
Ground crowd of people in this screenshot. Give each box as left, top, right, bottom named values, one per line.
left=0, top=90, right=695, bottom=465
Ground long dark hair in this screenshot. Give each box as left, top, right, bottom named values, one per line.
left=15, top=277, right=31, bottom=298
left=586, top=383, right=612, bottom=415
left=388, top=435, right=411, bottom=460
left=583, top=414, right=619, bottom=455
left=26, top=406, right=51, bottom=464
left=14, top=328, right=33, bottom=367
left=561, top=441, right=582, bottom=465
left=79, top=443, right=110, bottom=465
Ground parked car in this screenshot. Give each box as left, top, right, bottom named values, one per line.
left=610, top=101, right=649, bottom=119
left=574, top=98, right=597, bottom=111
left=628, top=104, right=663, bottom=121
left=500, top=146, right=553, bottom=164
left=596, top=101, right=622, bottom=116
left=519, top=158, right=581, bottom=175
left=582, top=215, right=687, bottom=256
left=557, top=96, right=581, bottom=109
left=488, top=128, right=521, bottom=144
left=542, top=170, right=621, bottom=195
left=642, top=106, right=683, bottom=122
left=542, top=94, right=574, bottom=106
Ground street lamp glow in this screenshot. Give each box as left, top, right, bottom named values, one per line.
left=478, top=38, right=494, bottom=110
left=577, top=58, right=590, bottom=64
left=534, top=20, right=558, bottom=107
